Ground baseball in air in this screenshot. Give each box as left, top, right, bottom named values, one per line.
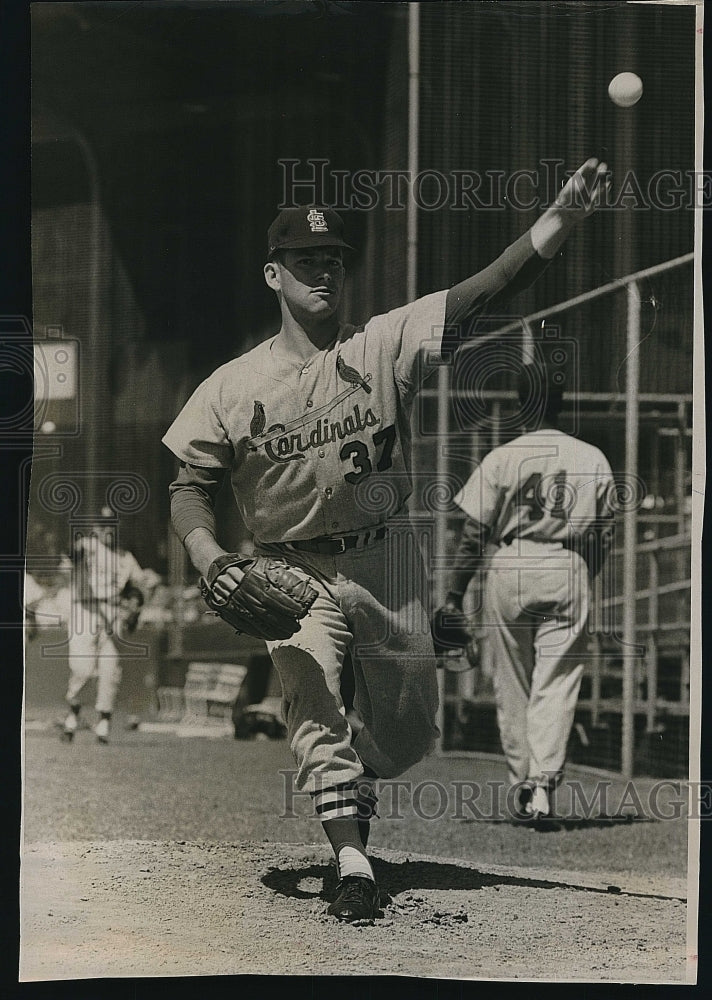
left=608, top=72, right=643, bottom=108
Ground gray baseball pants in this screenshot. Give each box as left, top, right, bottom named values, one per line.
left=482, top=540, right=590, bottom=789
left=260, top=529, right=439, bottom=792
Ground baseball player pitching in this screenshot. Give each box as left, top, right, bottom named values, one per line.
left=163, top=157, right=609, bottom=920
left=62, top=515, right=145, bottom=745
left=433, top=363, right=615, bottom=821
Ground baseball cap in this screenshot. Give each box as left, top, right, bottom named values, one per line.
left=267, top=206, right=355, bottom=256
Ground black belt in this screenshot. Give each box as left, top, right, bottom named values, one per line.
left=287, top=526, right=387, bottom=555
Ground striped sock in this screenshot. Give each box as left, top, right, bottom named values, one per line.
left=312, top=784, right=359, bottom=822
left=313, top=784, right=374, bottom=882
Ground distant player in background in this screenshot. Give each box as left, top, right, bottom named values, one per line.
left=164, top=158, right=609, bottom=920
left=23, top=571, right=45, bottom=642
left=434, top=363, right=615, bottom=820
left=62, top=512, right=145, bottom=745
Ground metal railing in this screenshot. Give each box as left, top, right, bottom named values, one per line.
left=585, top=531, right=691, bottom=731
left=424, top=252, right=695, bottom=777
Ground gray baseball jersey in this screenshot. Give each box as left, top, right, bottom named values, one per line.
left=163, top=290, right=447, bottom=543
left=454, top=429, right=614, bottom=543
left=454, top=429, right=614, bottom=792
left=66, top=537, right=144, bottom=717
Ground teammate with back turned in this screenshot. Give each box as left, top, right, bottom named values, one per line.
left=163, top=158, right=609, bottom=921
left=432, top=362, right=615, bottom=822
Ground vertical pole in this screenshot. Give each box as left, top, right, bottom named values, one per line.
left=680, top=649, right=690, bottom=705
left=64, top=124, right=102, bottom=520
left=522, top=320, right=535, bottom=366
left=408, top=2, right=449, bottom=745
left=675, top=401, right=687, bottom=535
left=590, top=561, right=604, bottom=730
left=614, top=9, right=639, bottom=779
left=651, top=427, right=661, bottom=541
left=434, top=363, right=450, bottom=748
left=433, top=368, right=451, bottom=606
left=407, top=1, right=420, bottom=304
left=491, top=400, right=502, bottom=448
left=674, top=403, right=687, bottom=628
left=622, top=280, right=641, bottom=779
left=590, top=633, right=601, bottom=728
left=85, top=142, right=101, bottom=520
left=459, top=427, right=482, bottom=704
left=646, top=548, right=659, bottom=733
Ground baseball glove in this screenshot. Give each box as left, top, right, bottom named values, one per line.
left=199, top=553, right=318, bottom=641
left=431, top=599, right=472, bottom=655
left=437, top=638, right=481, bottom=675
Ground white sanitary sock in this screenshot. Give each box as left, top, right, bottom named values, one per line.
left=337, top=845, right=374, bottom=881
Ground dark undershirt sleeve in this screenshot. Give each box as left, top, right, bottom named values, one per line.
left=446, top=517, right=492, bottom=600
left=169, top=463, right=227, bottom=544
left=442, top=232, right=551, bottom=354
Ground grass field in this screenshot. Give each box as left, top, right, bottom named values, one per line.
left=23, top=718, right=690, bottom=879
left=20, top=718, right=695, bottom=982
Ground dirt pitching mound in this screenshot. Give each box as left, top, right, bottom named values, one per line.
left=21, top=840, right=690, bottom=983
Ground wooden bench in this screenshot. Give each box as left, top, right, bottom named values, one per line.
left=156, top=661, right=248, bottom=736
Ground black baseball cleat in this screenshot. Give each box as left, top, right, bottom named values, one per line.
left=327, top=876, right=380, bottom=922
left=510, top=782, right=533, bottom=821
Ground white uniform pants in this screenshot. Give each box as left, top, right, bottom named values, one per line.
left=483, top=540, right=589, bottom=789
left=65, top=601, right=122, bottom=714
left=260, top=530, right=439, bottom=792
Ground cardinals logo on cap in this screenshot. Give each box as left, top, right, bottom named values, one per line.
left=267, top=206, right=354, bottom=254
left=307, top=209, right=328, bottom=233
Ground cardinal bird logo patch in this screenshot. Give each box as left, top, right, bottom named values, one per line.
left=336, top=354, right=372, bottom=394
left=250, top=400, right=266, bottom=438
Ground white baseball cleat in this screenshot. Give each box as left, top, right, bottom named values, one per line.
left=61, top=713, right=78, bottom=743
left=94, top=718, right=110, bottom=744
left=525, top=786, right=550, bottom=820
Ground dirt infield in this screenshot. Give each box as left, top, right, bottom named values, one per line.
left=21, top=839, right=689, bottom=983
left=20, top=722, right=696, bottom=984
